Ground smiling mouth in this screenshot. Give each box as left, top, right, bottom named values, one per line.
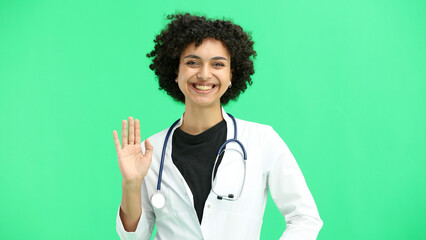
left=193, top=83, right=216, bottom=91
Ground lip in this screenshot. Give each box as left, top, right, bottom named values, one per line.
left=190, top=83, right=217, bottom=94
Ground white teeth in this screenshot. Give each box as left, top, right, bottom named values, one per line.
left=194, top=84, right=213, bottom=90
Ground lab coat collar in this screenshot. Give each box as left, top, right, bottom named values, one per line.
left=222, top=107, right=235, bottom=141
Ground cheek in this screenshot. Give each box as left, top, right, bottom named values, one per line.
left=177, top=67, right=194, bottom=81
left=177, top=80, right=185, bottom=92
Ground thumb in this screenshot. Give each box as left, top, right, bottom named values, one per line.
left=144, top=138, right=153, bottom=159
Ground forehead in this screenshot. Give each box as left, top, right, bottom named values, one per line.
left=180, top=38, right=230, bottom=59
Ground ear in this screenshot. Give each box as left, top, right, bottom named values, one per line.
left=175, top=69, right=179, bottom=83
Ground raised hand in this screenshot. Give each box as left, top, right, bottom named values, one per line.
left=113, top=117, right=153, bottom=187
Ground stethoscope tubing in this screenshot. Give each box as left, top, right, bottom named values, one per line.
left=157, top=119, right=180, bottom=191
left=217, top=138, right=247, bottom=160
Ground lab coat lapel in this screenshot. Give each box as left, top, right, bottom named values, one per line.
left=166, top=113, right=196, bottom=208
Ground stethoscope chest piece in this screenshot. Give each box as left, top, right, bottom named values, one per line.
left=151, top=191, right=166, bottom=209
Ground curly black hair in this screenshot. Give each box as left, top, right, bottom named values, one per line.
left=146, top=13, right=257, bottom=105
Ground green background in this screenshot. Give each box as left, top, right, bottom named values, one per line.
left=1, top=0, right=425, bottom=239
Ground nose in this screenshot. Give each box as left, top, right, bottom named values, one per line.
left=197, top=65, right=212, bottom=80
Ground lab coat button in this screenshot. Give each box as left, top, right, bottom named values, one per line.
left=207, top=204, right=211, bottom=208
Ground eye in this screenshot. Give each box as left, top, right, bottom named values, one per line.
left=213, top=62, right=225, bottom=67
left=186, top=60, right=199, bottom=66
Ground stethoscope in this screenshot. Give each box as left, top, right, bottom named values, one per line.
left=150, top=113, right=247, bottom=209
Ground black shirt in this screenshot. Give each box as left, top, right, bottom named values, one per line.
left=172, top=120, right=227, bottom=224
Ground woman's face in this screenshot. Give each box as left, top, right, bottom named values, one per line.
left=176, top=38, right=232, bottom=109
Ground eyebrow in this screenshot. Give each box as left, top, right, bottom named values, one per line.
left=183, top=54, right=228, bottom=61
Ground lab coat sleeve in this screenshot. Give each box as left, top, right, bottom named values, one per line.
left=116, top=180, right=156, bottom=240
left=264, top=126, right=323, bottom=240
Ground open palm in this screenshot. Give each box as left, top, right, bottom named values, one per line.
left=113, top=117, right=153, bottom=184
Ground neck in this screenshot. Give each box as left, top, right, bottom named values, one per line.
left=180, top=103, right=223, bottom=135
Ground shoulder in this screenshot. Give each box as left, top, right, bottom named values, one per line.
left=146, top=127, right=170, bottom=144
left=234, top=118, right=278, bottom=137
left=235, top=117, right=287, bottom=151
left=234, top=118, right=290, bottom=171
left=140, top=126, right=172, bottom=153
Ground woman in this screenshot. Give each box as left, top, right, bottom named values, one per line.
left=113, top=13, right=323, bottom=240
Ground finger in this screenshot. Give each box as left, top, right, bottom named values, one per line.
left=144, top=138, right=153, bottom=159
left=128, top=116, right=135, bottom=145
left=113, top=130, right=122, bottom=153
left=135, top=119, right=141, bottom=145
left=121, top=120, right=128, bottom=148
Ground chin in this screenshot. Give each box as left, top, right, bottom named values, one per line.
left=186, top=97, right=221, bottom=108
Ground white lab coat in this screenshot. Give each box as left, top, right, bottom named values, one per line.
left=116, top=107, right=323, bottom=240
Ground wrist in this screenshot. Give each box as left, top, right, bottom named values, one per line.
left=122, top=179, right=143, bottom=191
